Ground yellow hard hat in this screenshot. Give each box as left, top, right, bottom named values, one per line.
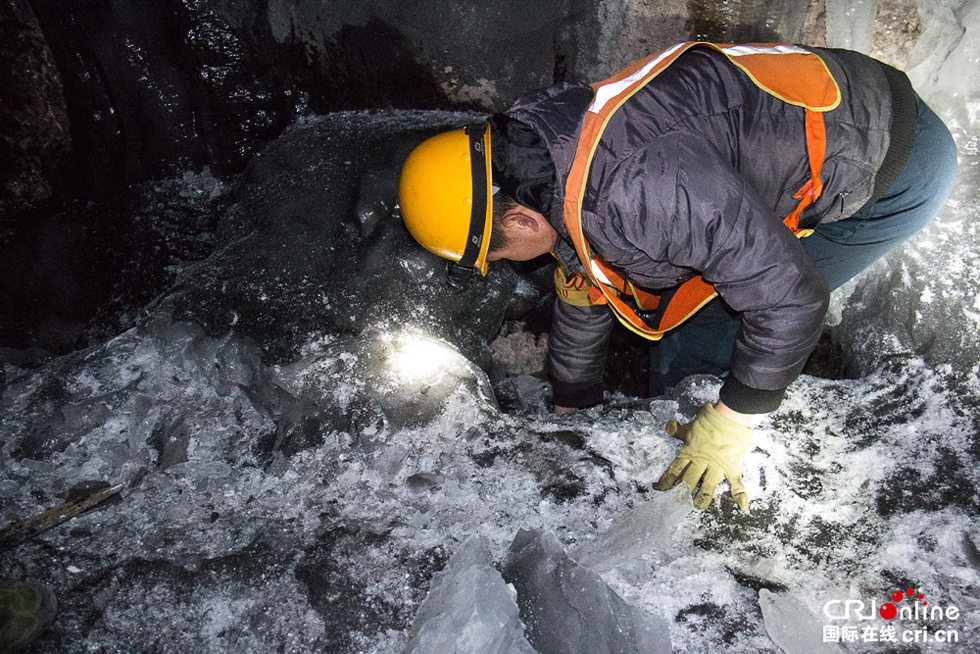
left=399, top=124, right=493, bottom=276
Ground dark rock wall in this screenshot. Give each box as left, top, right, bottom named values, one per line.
left=0, top=0, right=70, bottom=201
left=3, top=0, right=831, bottom=203
left=6, top=0, right=580, bottom=201
left=23, top=0, right=300, bottom=199
left=6, top=0, right=975, bottom=204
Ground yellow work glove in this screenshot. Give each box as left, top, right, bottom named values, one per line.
left=653, top=403, right=753, bottom=510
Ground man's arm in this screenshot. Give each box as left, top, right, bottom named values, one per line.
left=599, top=138, right=828, bottom=509
left=549, top=295, right=614, bottom=412
left=603, top=138, right=829, bottom=414
left=714, top=398, right=757, bottom=427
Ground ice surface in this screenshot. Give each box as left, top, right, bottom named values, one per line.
left=571, top=485, right=693, bottom=576
left=759, top=588, right=843, bottom=654
left=502, top=528, right=672, bottom=654
left=825, top=0, right=877, bottom=53
left=404, top=535, right=536, bottom=654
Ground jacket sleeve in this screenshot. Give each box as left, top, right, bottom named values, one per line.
left=599, top=136, right=829, bottom=413
left=548, top=295, right=615, bottom=408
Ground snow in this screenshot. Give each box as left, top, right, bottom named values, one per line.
left=4, top=297, right=979, bottom=652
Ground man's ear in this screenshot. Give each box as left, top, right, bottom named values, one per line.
left=501, top=207, right=540, bottom=232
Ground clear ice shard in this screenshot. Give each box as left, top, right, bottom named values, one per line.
left=404, top=534, right=537, bottom=654
left=759, top=588, right=843, bottom=654
left=572, top=485, right=693, bottom=576
left=502, top=528, right=672, bottom=654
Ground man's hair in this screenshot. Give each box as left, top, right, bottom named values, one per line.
left=488, top=192, right=517, bottom=254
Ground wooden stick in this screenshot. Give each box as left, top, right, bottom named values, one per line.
left=0, top=484, right=123, bottom=545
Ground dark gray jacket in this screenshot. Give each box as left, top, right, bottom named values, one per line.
left=502, top=46, right=910, bottom=412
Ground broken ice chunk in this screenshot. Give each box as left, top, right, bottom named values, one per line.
left=502, top=528, right=672, bottom=654
left=572, top=485, right=693, bottom=576
left=759, top=588, right=843, bottom=654
left=404, top=534, right=536, bottom=654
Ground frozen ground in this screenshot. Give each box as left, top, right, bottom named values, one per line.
left=1, top=104, right=979, bottom=654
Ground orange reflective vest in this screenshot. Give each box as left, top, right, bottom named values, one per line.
left=561, top=42, right=841, bottom=340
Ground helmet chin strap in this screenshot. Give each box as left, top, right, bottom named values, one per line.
left=451, top=124, right=500, bottom=286
left=457, top=124, right=491, bottom=271
left=447, top=183, right=500, bottom=287
left=446, top=261, right=476, bottom=287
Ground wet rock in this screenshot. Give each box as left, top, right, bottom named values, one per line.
left=149, top=416, right=192, bottom=470
left=405, top=472, right=445, bottom=491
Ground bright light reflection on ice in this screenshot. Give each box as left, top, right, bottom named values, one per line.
left=388, top=334, right=463, bottom=383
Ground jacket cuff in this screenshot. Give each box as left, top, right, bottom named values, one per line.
left=552, top=379, right=604, bottom=409
left=719, top=376, right=787, bottom=414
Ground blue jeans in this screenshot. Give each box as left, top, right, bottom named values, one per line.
left=651, top=96, right=958, bottom=391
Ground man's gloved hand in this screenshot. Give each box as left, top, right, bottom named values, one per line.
left=653, top=403, right=753, bottom=510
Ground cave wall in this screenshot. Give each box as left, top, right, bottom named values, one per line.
left=0, top=0, right=69, bottom=201
left=2, top=0, right=829, bottom=202
left=4, top=0, right=978, bottom=203
left=3, top=0, right=979, bottom=366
